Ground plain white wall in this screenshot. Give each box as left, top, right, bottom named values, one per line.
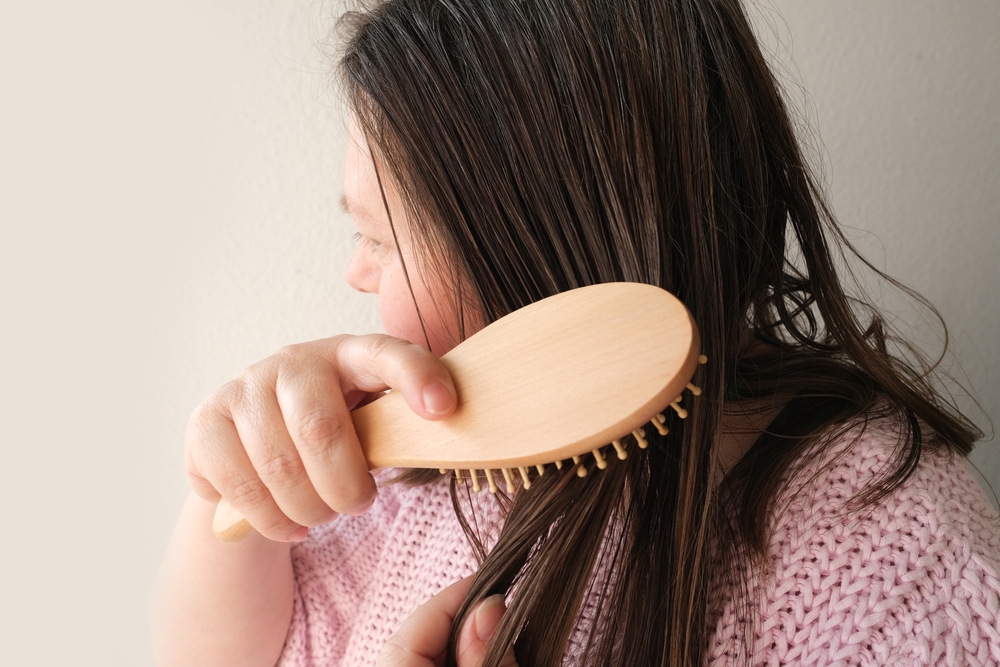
left=0, top=1, right=996, bottom=665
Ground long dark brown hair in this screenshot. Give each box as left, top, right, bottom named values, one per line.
left=337, top=0, right=982, bottom=664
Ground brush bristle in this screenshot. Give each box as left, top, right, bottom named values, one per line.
left=458, top=353, right=706, bottom=492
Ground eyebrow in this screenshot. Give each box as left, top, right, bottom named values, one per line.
left=340, top=193, right=383, bottom=231
left=338, top=193, right=352, bottom=215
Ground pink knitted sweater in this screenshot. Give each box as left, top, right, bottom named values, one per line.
left=277, top=427, right=1000, bottom=666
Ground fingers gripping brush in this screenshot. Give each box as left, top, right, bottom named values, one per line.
left=213, top=282, right=705, bottom=541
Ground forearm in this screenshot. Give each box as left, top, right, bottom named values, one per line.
left=152, top=492, right=295, bottom=667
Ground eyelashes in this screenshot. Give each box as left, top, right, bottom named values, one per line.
left=353, top=231, right=384, bottom=251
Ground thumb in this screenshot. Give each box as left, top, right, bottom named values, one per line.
left=455, top=595, right=518, bottom=667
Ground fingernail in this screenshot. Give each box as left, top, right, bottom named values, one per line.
left=344, top=492, right=377, bottom=517
left=287, top=526, right=309, bottom=542
left=422, top=382, right=455, bottom=415
left=474, top=595, right=507, bottom=642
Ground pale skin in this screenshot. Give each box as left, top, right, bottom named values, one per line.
left=152, top=122, right=503, bottom=666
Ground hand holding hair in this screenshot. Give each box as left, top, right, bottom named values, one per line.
left=183, top=334, right=457, bottom=542
left=378, top=576, right=519, bottom=667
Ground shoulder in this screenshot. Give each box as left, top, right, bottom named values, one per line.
left=775, top=424, right=1000, bottom=562
left=775, top=425, right=1000, bottom=581
left=708, top=423, right=1000, bottom=666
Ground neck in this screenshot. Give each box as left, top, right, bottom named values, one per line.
left=715, top=391, right=788, bottom=478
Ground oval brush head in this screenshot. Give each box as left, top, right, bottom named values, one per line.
left=214, top=282, right=702, bottom=541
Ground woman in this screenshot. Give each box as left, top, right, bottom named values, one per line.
left=153, top=1, right=1000, bottom=665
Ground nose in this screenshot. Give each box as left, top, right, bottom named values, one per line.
left=345, top=249, right=377, bottom=293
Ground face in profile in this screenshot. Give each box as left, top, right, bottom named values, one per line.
left=341, top=119, right=471, bottom=355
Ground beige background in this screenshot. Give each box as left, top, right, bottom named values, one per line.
left=1, top=1, right=997, bottom=664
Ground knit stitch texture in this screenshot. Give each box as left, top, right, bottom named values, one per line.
left=277, top=427, right=1000, bottom=666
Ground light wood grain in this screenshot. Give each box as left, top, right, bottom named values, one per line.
left=214, top=283, right=700, bottom=541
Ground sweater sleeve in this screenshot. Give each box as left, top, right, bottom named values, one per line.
left=707, top=429, right=1000, bottom=667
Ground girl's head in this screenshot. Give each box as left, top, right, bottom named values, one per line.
left=337, top=1, right=979, bottom=665
left=340, top=0, right=801, bottom=369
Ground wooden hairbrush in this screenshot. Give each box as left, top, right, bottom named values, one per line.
left=213, top=282, right=704, bottom=541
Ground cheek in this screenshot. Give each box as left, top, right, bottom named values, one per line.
left=378, top=277, right=426, bottom=345
left=377, top=264, right=464, bottom=355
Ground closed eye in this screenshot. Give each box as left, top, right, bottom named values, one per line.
left=353, top=231, right=383, bottom=250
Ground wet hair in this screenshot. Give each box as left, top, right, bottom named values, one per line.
left=338, top=1, right=981, bottom=664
